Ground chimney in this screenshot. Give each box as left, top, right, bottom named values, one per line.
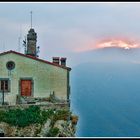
left=60, top=57, right=66, bottom=66
left=52, top=57, right=60, bottom=65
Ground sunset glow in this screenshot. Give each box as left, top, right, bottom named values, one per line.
left=97, top=39, right=139, bottom=49
left=74, top=38, right=140, bottom=53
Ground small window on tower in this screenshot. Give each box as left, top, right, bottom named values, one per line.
left=0, top=79, right=10, bottom=92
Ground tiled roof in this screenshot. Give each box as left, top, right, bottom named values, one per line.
left=0, top=50, right=71, bottom=71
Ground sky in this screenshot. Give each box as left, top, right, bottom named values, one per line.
left=1, top=2, right=140, bottom=66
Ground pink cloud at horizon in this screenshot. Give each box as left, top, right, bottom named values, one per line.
left=74, top=37, right=140, bottom=53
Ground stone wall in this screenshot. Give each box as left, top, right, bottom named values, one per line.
left=0, top=103, right=69, bottom=111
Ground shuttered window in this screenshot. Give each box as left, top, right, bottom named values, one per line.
left=0, top=79, right=10, bottom=92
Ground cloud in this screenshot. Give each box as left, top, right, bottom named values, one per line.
left=1, top=3, right=140, bottom=65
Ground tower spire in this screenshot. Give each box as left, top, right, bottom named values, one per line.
left=30, top=11, right=32, bottom=28
left=25, top=11, right=38, bottom=57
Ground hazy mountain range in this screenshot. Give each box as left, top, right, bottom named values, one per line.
left=70, top=47, right=140, bottom=137
left=70, top=47, right=140, bottom=66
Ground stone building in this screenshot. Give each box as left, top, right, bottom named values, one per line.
left=0, top=27, right=71, bottom=105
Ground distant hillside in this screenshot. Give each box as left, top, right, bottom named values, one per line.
left=71, top=47, right=140, bottom=66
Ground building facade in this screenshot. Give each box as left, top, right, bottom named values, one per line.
left=0, top=27, right=71, bottom=105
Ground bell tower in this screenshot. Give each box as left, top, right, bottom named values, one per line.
left=26, top=11, right=37, bottom=57
left=26, top=28, right=37, bottom=57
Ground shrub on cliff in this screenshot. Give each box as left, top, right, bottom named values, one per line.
left=54, top=110, right=71, bottom=121
left=70, top=115, right=78, bottom=125
left=0, top=106, right=71, bottom=129
left=0, top=106, right=54, bottom=127
left=50, top=109, right=71, bottom=127
left=46, top=127, right=59, bottom=137
left=2, top=106, right=41, bottom=127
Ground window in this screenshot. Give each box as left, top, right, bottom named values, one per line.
left=6, top=61, right=15, bottom=70
left=0, top=79, right=10, bottom=92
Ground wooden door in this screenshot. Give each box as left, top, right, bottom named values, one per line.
left=21, top=80, right=32, bottom=96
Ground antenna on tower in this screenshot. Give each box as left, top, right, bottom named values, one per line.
left=30, top=11, right=32, bottom=28
left=3, top=42, right=5, bottom=52
left=18, top=37, right=20, bottom=52
left=23, top=36, right=27, bottom=54
left=18, top=25, right=22, bottom=52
